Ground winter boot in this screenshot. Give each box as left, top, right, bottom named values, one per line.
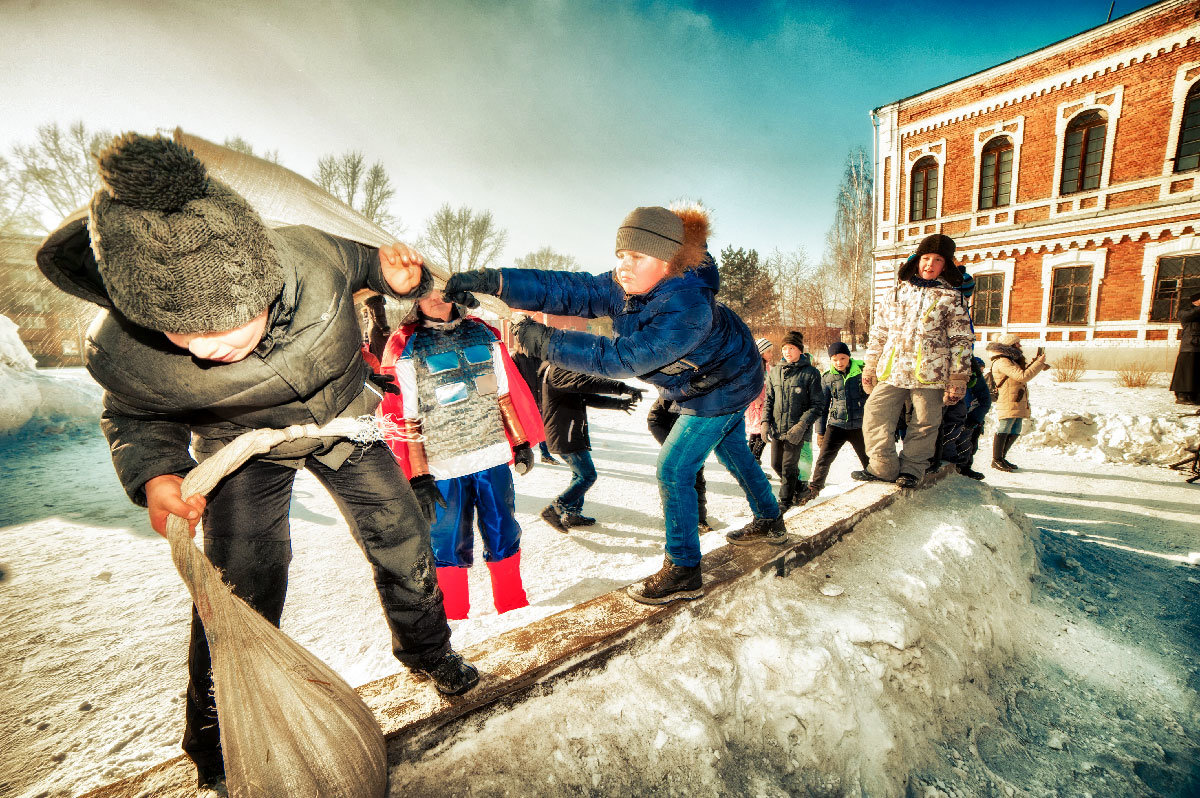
left=991, top=434, right=1015, bottom=472
left=791, top=481, right=815, bottom=507
left=698, top=518, right=713, bottom=534
left=850, top=469, right=884, bottom=482
left=957, top=464, right=986, bottom=480
left=627, top=556, right=703, bottom=604
left=486, top=551, right=529, bottom=614
left=194, top=755, right=226, bottom=792
left=895, top=473, right=920, bottom=489
left=435, top=566, right=470, bottom=621
left=560, top=511, right=596, bottom=527
left=725, top=515, right=787, bottom=546
left=540, top=503, right=568, bottom=533
left=414, top=650, right=479, bottom=695
left=999, top=432, right=1020, bottom=470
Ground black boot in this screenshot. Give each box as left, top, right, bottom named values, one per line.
left=561, top=511, right=596, bottom=527
left=991, top=434, right=1015, bottom=472
left=999, top=432, right=1019, bottom=469
left=414, top=650, right=479, bottom=695
left=540, top=503, right=569, bottom=533
left=627, top=556, right=703, bottom=604
left=957, top=463, right=986, bottom=480
left=725, top=515, right=787, bottom=546
left=791, top=481, right=815, bottom=507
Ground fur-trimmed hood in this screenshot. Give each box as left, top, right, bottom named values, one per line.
left=666, top=202, right=710, bottom=277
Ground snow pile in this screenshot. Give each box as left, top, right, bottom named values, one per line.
left=1017, top=409, right=1200, bottom=465
left=0, top=315, right=100, bottom=436
left=390, top=478, right=1038, bottom=796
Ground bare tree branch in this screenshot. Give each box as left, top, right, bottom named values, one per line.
left=419, top=203, right=507, bottom=274
left=313, top=150, right=402, bottom=234
left=514, top=246, right=580, bottom=271
left=12, top=121, right=112, bottom=228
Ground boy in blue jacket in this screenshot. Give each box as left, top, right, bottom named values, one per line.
left=444, top=204, right=782, bottom=604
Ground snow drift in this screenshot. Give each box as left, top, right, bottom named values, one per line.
left=0, top=316, right=100, bottom=437
left=1015, top=409, right=1200, bottom=465
left=388, top=478, right=1038, bottom=797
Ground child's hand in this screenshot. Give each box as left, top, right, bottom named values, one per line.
left=379, top=242, right=425, bottom=295
left=145, top=474, right=205, bottom=538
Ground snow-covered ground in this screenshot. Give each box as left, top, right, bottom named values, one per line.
left=1, top=325, right=1198, bottom=797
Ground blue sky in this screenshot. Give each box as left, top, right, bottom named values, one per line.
left=0, top=0, right=1159, bottom=270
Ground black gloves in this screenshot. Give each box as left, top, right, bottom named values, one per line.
left=615, top=397, right=637, bottom=414
left=443, top=269, right=502, bottom=308
left=511, top=316, right=554, bottom=360
left=624, top=385, right=646, bottom=402
left=748, top=434, right=766, bottom=459
left=409, top=474, right=447, bottom=524
left=368, top=372, right=401, bottom=396
left=512, top=443, right=534, bottom=475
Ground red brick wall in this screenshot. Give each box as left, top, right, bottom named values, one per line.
left=1009, top=251, right=1045, bottom=324
left=1107, top=185, right=1161, bottom=209
left=1096, top=239, right=1146, bottom=321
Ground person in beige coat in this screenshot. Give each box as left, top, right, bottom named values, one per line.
left=984, top=332, right=1049, bottom=472
left=856, top=234, right=974, bottom=488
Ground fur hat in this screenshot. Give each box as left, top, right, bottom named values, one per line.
left=782, top=330, right=804, bottom=350
left=755, top=337, right=774, bottom=355
left=614, top=203, right=710, bottom=275
left=898, top=233, right=964, bottom=287
left=827, top=341, right=850, bottom=358
left=996, top=332, right=1022, bottom=347
left=87, top=132, right=283, bottom=333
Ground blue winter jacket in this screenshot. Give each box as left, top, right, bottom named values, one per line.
left=499, top=255, right=763, bottom=416
left=816, top=358, right=867, bottom=436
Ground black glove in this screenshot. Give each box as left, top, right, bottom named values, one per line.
left=368, top=372, right=401, bottom=396
left=748, top=434, right=766, bottom=459
left=409, top=474, right=447, bottom=524
left=511, top=316, right=554, bottom=360
left=512, top=442, right=534, bottom=475
left=615, top=397, right=637, bottom=414
left=443, top=269, right=502, bottom=308
left=624, top=385, right=645, bottom=402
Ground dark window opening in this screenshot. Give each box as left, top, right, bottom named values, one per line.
left=1175, top=82, right=1200, bottom=173
left=909, top=156, right=939, bottom=222
left=972, top=272, right=1005, bottom=327
left=1049, top=265, right=1093, bottom=325
left=1150, top=255, right=1200, bottom=322
left=1060, top=110, right=1107, bottom=195
left=979, top=137, right=1014, bottom=210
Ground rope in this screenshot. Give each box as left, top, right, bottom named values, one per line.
left=165, top=416, right=388, bottom=798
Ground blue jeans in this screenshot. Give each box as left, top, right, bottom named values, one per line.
left=657, top=412, right=779, bottom=567
left=556, top=450, right=597, bottom=512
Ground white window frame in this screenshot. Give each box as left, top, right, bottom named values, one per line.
left=1138, top=233, right=1200, bottom=329
left=1050, top=88, right=1123, bottom=215
left=1040, top=248, right=1108, bottom=331
left=1161, top=61, right=1200, bottom=189
left=902, top=138, right=946, bottom=228
left=971, top=118, right=1024, bottom=224
left=970, top=258, right=1016, bottom=329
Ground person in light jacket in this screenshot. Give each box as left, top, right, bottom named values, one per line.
left=985, top=332, right=1049, bottom=472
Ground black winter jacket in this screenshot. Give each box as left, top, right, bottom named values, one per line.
left=539, top=364, right=630, bottom=454
left=763, top=354, right=823, bottom=444
left=1179, top=305, right=1200, bottom=353
left=36, top=215, right=426, bottom=504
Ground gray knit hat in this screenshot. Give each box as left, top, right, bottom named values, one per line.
left=87, top=132, right=283, bottom=333
left=614, top=206, right=686, bottom=263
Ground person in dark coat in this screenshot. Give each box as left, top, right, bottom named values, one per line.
left=761, top=330, right=823, bottom=510
left=34, top=133, right=477, bottom=789
left=512, top=349, right=561, bottom=463
left=1170, top=292, right=1200, bottom=405
left=647, top=397, right=710, bottom=534
left=538, top=362, right=639, bottom=531
left=809, top=341, right=869, bottom=495
left=442, top=204, right=782, bottom=604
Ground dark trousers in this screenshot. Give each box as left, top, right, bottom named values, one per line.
left=182, top=443, right=449, bottom=766
left=809, top=426, right=869, bottom=490
left=770, top=438, right=813, bottom=504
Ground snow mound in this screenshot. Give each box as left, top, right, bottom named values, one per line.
left=1018, top=409, right=1200, bottom=465
left=390, top=478, right=1038, bottom=796
left=0, top=315, right=101, bottom=437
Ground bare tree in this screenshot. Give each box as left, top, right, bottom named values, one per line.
left=13, top=121, right=113, bottom=228
left=765, top=247, right=842, bottom=351
left=824, top=147, right=874, bottom=347
left=0, top=154, right=38, bottom=236
left=419, top=204, right=507, bottom=274
left=514, top=246, right=580, bottom=272
left=223, top=136, right=280, bottom=164
left=314, top=150, right=400, bottom=233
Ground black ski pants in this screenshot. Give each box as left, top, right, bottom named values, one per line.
left=809, top=426, right=868, bottom=490
left=182, top=442, right=450, bottom=766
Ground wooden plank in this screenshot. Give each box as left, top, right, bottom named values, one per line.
left=82, top=469, right=952, bottom=797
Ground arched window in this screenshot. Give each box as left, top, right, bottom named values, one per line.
left=909, top=156, right=938, bottom=222
left=1060, top=110, right=1107, bottom=195
left=978, top=136, right=1013, bottom=210
left=1175, top=81, right=1200, bottom=173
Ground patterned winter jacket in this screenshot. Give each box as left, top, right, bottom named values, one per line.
left=865, top=278, right=973, bottom=391
left=815, top=358, right=867, bottom=436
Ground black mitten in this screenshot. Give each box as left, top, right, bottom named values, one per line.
left=512, top=443, right=534, bottom=475
left=409, top=474, right=447, bottom=524
left=443, top=269, right=502, bottom=307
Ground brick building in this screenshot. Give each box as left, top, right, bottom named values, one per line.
left=871, top=0, right=1200, bottom=369
left=0, top=233, right=93, bottom=367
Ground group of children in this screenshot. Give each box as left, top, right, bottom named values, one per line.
left=36, top=131, right=1006, bottom=792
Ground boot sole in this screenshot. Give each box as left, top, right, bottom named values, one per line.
left=626, top=584, right=704, bottom=605
left=725, top=533, right=789, bottom=547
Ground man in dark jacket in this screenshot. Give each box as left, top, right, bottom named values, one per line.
left=1170, top=292, right=1200, bottom=405
left=761, top=331, right=823, bottom=510
left=538, top=362, right=640, bottom=531
left=443, top=204, right=783, bottom=604
left=809, top=341, right=869, bottom=496
left=34, top=133, right=475, bottom=789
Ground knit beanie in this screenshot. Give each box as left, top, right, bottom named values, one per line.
left=755, top=337, right=773, bottom=355
left=614, top=203, right=710, bottom=275
left=87, top=132, right=284, bottom=333
left=782, top=330, right=804, bottom=350
left=827, top=341, right=850, bottom=358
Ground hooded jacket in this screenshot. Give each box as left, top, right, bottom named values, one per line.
left=865, top=254, right=974, bottom=391
left=985, top=342, right=1046, bottom=420
left=498, top=254, right=762, bottom=417
left=36, top=214, right=426, bottom=504
left=816, top=357, right=867, bottom=436
left=763, top=353, right=823, bottom=443
left=539, top=364, right=631, bottom=454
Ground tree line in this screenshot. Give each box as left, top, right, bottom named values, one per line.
left=1, top=122, right=874, bottom=349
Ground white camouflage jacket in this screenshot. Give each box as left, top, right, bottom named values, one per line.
left=864, top=279, right=973, bottom=391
